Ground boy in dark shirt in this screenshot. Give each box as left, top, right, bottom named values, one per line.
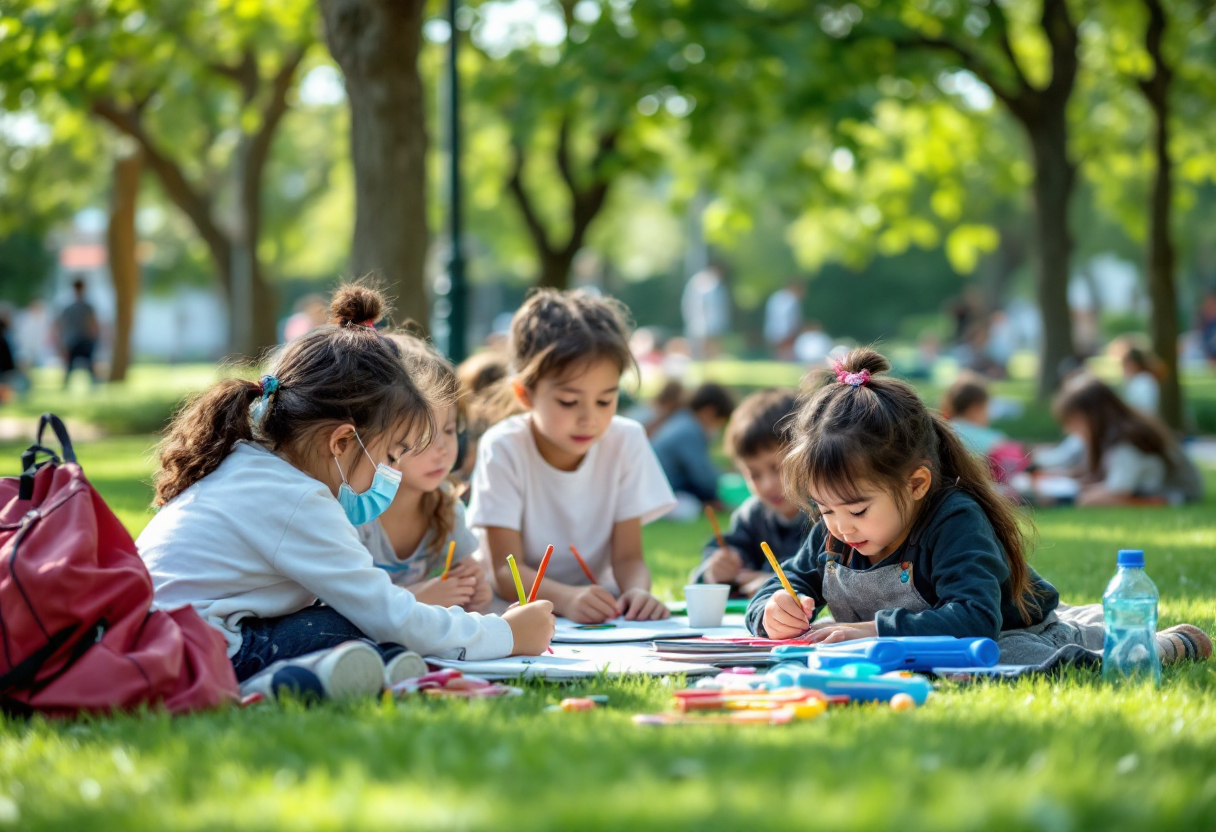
left=691, top=389, right=808, bottom=596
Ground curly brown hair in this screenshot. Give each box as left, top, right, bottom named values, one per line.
left=153, top=285, right=436, bottom=506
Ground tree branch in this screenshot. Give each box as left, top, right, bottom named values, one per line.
left=985, top=2, right=1031, bottom=97
left=564, top=130, right=618, bottom=257
left=1138, top=0, right=1171, bottom=112
left=901, top=34, right=1021, bottom=114
left=506, top=143, right=555, bottom=258
left=207, top=49, right=260, bottom=102
left=554, top=116, right=577, bottom=197
left=245, top=47, right=308, bottom=193
left=91, top=98, right=231, bottom=287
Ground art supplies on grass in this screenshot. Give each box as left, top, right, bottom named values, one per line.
left=768, top=662, right=933, bottom=705
left=390, top=669, right=522, bottom=698
left=772, top=636, right=999, bottom=674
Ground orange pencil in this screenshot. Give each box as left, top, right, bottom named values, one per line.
left=705, top=505, right=728, bottom=551
left=528, top=544, right=554, bottom=603
left=440, top=540, right=456, bottom=581
left=569, top=544, right=598, bottom=585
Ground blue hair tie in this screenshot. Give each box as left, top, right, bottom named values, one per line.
left=250, top=374, right=280, bottom=424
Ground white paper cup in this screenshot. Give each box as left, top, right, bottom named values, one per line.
left=684, top=584, right=730, bottom=628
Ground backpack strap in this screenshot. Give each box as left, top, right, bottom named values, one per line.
left=17, top=414, right=75, bottom=501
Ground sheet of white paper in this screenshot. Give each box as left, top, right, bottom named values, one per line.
left=425, top=643, right=720, bottom=680
left=551, top=615, right=708, bottom=644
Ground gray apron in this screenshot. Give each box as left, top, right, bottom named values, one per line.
left=822, top=558, right=930, bottom=623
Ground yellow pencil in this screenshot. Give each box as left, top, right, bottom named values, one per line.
left=760, top=541, right=799, bottom=604
left=507, top=554, right=527, bottom=605
left=440, top=540, right=456, bottom=581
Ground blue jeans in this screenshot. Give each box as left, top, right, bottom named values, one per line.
left=230, top=606, right=406, bottom=682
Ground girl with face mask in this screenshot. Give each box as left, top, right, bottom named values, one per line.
left=137, top=285, right=554, bottom=701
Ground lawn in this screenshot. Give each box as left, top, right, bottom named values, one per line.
left=2, top=427, right=1216, bottom=829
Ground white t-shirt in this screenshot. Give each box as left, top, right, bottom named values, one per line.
left=357, top=500, right=479, bottom=588
left=1124, top=372, right=1160, bottom=416
left=137, top=442, right=512, bottom=660
left=467, top=414, right=675, bottom=596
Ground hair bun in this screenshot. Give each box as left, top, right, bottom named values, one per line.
left=329, top=284, right=387, bottom=327
left=835, top=347, right=891, bottom=377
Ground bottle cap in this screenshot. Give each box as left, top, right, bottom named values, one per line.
left=1117, top=549, right=1145, bottom=568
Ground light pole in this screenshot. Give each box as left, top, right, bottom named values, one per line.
left=445, top=0, right=468, bottom=363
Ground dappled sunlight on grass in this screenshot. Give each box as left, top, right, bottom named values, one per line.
left=1, top=432, right=1215, bottom=828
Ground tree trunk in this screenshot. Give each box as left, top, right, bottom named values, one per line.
left=539, top=249, right=575, bottom=290
left=320, top=0, right=429, bottom=325
left=1141, top=0, right=1182, bottom=430
left=107, top=149, right=142, bottom=383
left=1026, top=112, right=1077, bottom=398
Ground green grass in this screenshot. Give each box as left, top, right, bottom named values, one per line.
left=2, top=432, right=1216, bottom=828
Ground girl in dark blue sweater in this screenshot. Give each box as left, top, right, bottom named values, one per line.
left=746, top=349, right=1210, bottom=665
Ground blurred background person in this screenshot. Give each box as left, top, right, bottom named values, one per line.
left=56, top=277, right=100, bottom=387
left=763, top=279, right=804, bottom=361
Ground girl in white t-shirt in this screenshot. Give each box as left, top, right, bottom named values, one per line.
left=137, top=286, right=554, bottom=699
left=468, top=289, right=676, bottom=624
left=356, top=335, right=492, bottom=612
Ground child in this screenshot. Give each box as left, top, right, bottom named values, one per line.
left=1118, top=343, right=1162, bottom=416
left=468, top=289, right=676, bottom=624
left=650, top=382, right=735, bottom=519
left=939, top=373, right=1008, bottom=456
left=356, top=335, right=492, bottom=612
left=747, top=349, right=1211, bottom=665
left=691, top=389, right=808, bottom=597
left=452, top=350, right=509, bottom=484
left=1053, top=374, right=1203, bottom=506
left=137, top=286, right=554, bottom=699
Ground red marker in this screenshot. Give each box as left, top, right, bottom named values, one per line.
left=528, top=544, right=554, bottom=604
left=569, top=544, right=598, bottom=586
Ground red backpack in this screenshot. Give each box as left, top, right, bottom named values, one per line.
left=0, top=414, right=238, bottom=716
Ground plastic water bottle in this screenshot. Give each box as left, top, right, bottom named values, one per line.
left=1102, top=549, right=1161, bottom=686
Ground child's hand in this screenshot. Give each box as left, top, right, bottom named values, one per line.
left=704, top=547, right=743, bottom=585
left=615, top=588, right=670, bottom=621
left=762, top=591, right=816, bottom=639
left=503, top=600, right=556, bottom=655
left=465, top=572, right=494, bottom=613
left=410, top=575, right=477, bottom=608
left=801, top=621, right=878, bottom=644
left=560, top=586, right=619, bottom=624
left=736, top=569, right=769, bottom=598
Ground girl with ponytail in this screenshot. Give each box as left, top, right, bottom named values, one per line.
left=745, top=348, right=1210, bottom=665
left=138, top=285, right=554, bottom=701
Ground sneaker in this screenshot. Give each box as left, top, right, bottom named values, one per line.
left=384, top=650, right=428, bottom=687
left=1157, top=624, right=1213, bottom=665
left=240, top=641, right=386, bottom=703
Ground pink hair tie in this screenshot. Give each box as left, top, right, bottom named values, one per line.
left=832, top=362, right=870, bottom=388
left=359, top=318, right=377, bottom=328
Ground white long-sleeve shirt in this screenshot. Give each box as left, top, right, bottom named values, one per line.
left=137, top=441, right=512, bottom=660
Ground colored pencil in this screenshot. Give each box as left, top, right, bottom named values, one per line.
left=507, top=554, right=527, bottom=605
left=528, top=544, right=554, bottom=604
left=760, top=541, right=800, bottom=604
left=569, top=544, right=598, bottom=585
left=705, top=505, right=728, bottom=551
left=440, top=540, right=456, bottom=581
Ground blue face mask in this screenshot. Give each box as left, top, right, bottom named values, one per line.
left=334, top=431, right=401, bottom=526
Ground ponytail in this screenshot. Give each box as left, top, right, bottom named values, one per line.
left=154, top=378, right=261, bottom=506
left=929, top=414, right=1040, bottom=623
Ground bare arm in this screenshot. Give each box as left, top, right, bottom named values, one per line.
left=610, top=517, right=669, bottom=620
